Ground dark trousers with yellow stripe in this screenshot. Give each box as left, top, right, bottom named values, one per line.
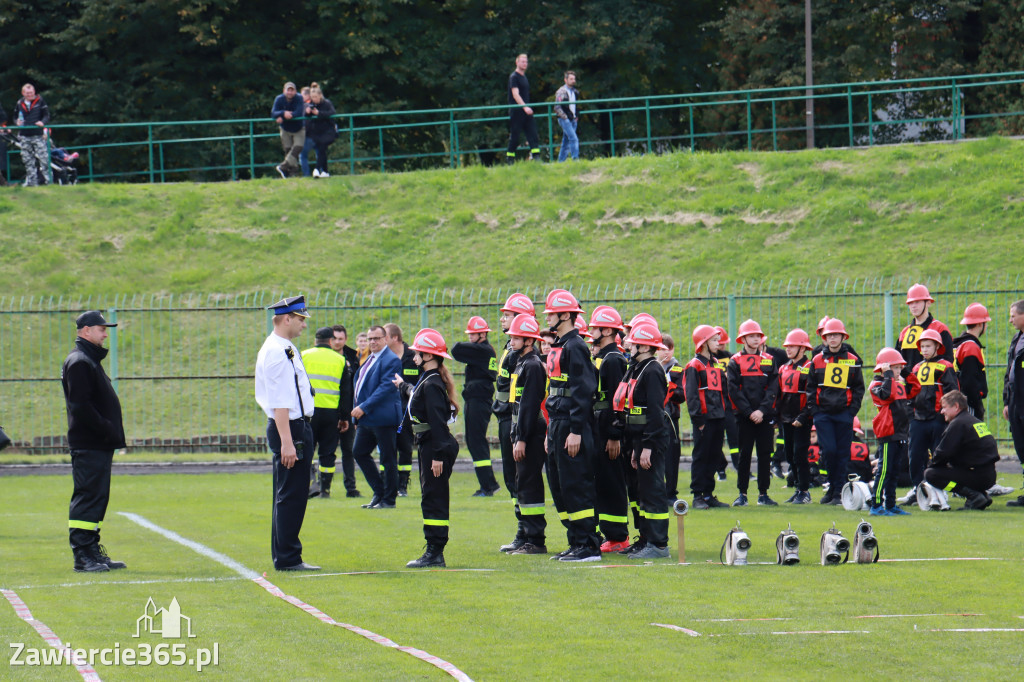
left=665, top=413, right=682, bottom=499
left=419, top=438, right=459, bottom=547
left=546, top=419, right=601, bottom=550
left=594, top=432, right=629, bottom=543
left=498, top=416, right=522, bottom=534
left=621, top=431, right=642, bottom=536
left=464, top=397, right=499, bottom=492
left=691, top=418, right=724, bottom=497
left=68, top=449, right=114, bottom=550
left=781, top=421, right=812, bottom=492
left=924, top=463, right=996, bottom=496
left=397, top=413, right=414, bottom=489
left=720, top=410, right=740, bottom=473
left=631, top=431, right=670, bottom=547
left=310, top=407, right=340, bottom=474
left=507, top=111, right=539, bottom=161
left=871, top=437, right=905, bottom=509
left=515, top=421, right=548, bottom=545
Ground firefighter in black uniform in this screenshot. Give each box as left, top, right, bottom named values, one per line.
left=727, top=319, right=781, bottom=507
left=589, top=306, right=630, bottom=553
left=386, top=323, right=421, bottom=496
left=924, top=390, right=999, bottom=510
left=897, top=283, right=955, bottom=372
left=451, top=315, right=501, bottom=496
left=507, top=314, right=549, bottom=554
left=612, top=322, right=672, bottom=559
left=685, top=325, right=729, bottom=510
left=543, top=289, right=602, bottom=562
left=658, top=333, right=686, bottom=503
left=905, top=328, right=959, bottom=503
left=953, top=303, right=991, bottom=419
left=495, top=292, right=536, bottom=552
left=394, top=329, right=461, bottom=567
left=61, top=310, right=127, bottom=573
left=778, top=328, right=814, bottom=504
left=712, top=326, right=738, bottom=479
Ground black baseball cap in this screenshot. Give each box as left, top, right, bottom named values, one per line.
left=76, top=311, right=117, bottom=329
left=315, top=327, right=334, bottom=341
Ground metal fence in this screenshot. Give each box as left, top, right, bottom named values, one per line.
left=5, top=70, right=1024, bottom=183
left=1, top=276, right=1021, bottom=453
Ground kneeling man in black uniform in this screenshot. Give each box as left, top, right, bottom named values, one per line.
left=924, top=390, right=999, bottom=510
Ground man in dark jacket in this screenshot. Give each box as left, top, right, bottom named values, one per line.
left=1004, top=300, right=1024, bottom=506
left=331, top=325, right=361, bottom=497
left=15, top=83, right=51, bottom=186
left=924, top=391, right=999, bottom=510
left=270, top=81, right=305, bottom=178
left=61, top=311, right=127, bottom=573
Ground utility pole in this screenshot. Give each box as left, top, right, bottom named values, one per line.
left=805, top=0, right=814, bottom=149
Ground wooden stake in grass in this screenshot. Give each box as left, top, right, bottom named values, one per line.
left=673, top=499, right=689, bottom=564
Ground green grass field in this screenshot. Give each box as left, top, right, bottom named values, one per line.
left=3, top=468, right=1024, bottom=680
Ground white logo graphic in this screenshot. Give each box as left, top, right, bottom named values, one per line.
left=135, top=598, right=196, bottom=639
left=418, top=335, right=438, bottom=348
left=554, top=296, right=573, bottom=307
left=512, top=299, right=531, bottom=311
left=596, top=312, right=614, bottom=324
left=521, top=320, right=538, bottom=332
left=472, top=320, right=485, bottom=329
left=636, top=330, right=653, bottom=341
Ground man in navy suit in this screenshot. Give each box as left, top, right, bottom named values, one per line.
left=351, top=325, right=404, bottom=508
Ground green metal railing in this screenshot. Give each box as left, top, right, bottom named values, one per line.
left=5, top=70, right=1024, bottom=184
left=1, top=277, right=1021, bottom=453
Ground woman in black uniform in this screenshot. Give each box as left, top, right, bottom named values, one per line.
left=393, top=328, right=460, bottom=568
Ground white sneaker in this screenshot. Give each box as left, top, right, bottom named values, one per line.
left=988, top=484, right=1014, bottom=496
left=319, top=170, right=330, bottom=178
left=311, top=169, right=321, bottom=178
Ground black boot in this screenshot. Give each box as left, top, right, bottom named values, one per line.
left=962, top=487, right=993, bottom=510
left=406, top=544, right=445, bottom=568
left=320, top=473, right=333, bottom=499
left=308, top=464, right=321, bottom=498
left=93, top=543, right=127, bottom=569
left=73, top=546, right=110, bottom=573
left=398, top=471, right=409, bottom=497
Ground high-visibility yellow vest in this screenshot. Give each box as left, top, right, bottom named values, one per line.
left=301, top=346, right=345, bottom=409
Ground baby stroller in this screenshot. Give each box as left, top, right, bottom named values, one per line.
left=0, top=129, right=79, bottom=185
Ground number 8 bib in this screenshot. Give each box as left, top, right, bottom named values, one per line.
left=822, top=363, right=850, bottom=388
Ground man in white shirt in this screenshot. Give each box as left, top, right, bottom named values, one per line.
left=255, top=295, right=319, bottom=571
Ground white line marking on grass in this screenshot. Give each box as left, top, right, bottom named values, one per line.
left=11, top=576, right=249, bottom=590
left=2, top=589, right=102, bottom=681
left=693, top=617, right=793, bottom=622
left=254, top=576, right=473, bottom=681
left=877, top=557, right=1003, bottom=562
left=122, top=512, right=474, bottom=681
left=924, top=628, right=1024, bottom=633
left=855, top=613, right=983, bottom=619
left=294, top=569, right=497, bottom=578
left=119, top=512, right=259, bottom=579
left=652, top=623, right=701, bottom=636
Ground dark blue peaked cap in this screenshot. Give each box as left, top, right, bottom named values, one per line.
left=267, top=295, right=310, bottom=317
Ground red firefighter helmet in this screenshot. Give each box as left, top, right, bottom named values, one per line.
left=627, top=322, right=667, bottom=350
left=782, top=328, right=813, bottom=351
left=589, top=306, right=625, bottom=331
left=915, top=328, right=945, bottom=355
left=906, top=283, right=934, bottom=304
left=960, top=302, right=991, bottom=326
left=714, top=326, right=730, bottom=345
left=692, top=325, right=720, bottom=351
left=816, top=316, right=831, bottom=338
left=465, top=315, right=492, bottom=334
left=508, top=313, right=543, bottom=340
left=735, top=319, right=765, bottom=342
left=853, top=416, right=864, bottom=436
left=501, top=292, right=535, bottom=315
left=821, top=318, right=849, bottom=339
left=409, top=328, right=451, bottom=360
left=543, top=289, right=584, bottom=315
left=575, top=316, right=592, bottom=339
left=626, top=312, right=658, bottom=330
left=874, top=347, right=905, bottom=372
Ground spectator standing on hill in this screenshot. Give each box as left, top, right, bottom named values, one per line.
left=254, top=296, right=319, bottom=571
left=305, top=84, right=337, bottom=178
left=270, top=82, right=305, bottom=178
left=16, top=83, right=50, bottom=186
left=61, top=310, right=127, bottom=573
left=298, top=86, right=314, bottom=177
left=1005, top=300, right=1024, bottom=507
left=506, top=53, right=540, bottom=164
left=555, top=71, right=580, bottom=162
left=331, top=325, right=362, bottom=497
left=450, top=316, right=501, bottom=497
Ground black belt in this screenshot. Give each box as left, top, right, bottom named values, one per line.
left=495, top=391, right=510, bottom=402
left=593, top=400, right=611, bottom=411
left=269, top=416, right=311, bottom=424
left=549, top=387, right=572, bottom=397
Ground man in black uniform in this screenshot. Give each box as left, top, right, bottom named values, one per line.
left=495, top=293, right=536, bottom=552
left=589, top=306, right=630, bottom=553
left=543, top=289, right=601, bottom=562
left=507, top=314, right=549, bottom=554
left=331, top=325, right=361, bottom=497
left=386, top=323, right=421, bottom=496
left=506, top=53, right=540, bottom=164
left=61, top=310, right=127, bottom=573
left=452, top=315, right=501, bottom=496
left=924, top=391, right=999, bottom=510
left=1005, top=300, right=1024, bottom=506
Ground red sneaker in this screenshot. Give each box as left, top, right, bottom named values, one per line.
left=600, top=539, right=631, bottom=553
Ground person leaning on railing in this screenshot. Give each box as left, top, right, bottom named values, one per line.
left=270, top=81, right=306, bottom=179
left=305, top=83, right=337, bottom=179
left=15, top=83, right=50, bottom=186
